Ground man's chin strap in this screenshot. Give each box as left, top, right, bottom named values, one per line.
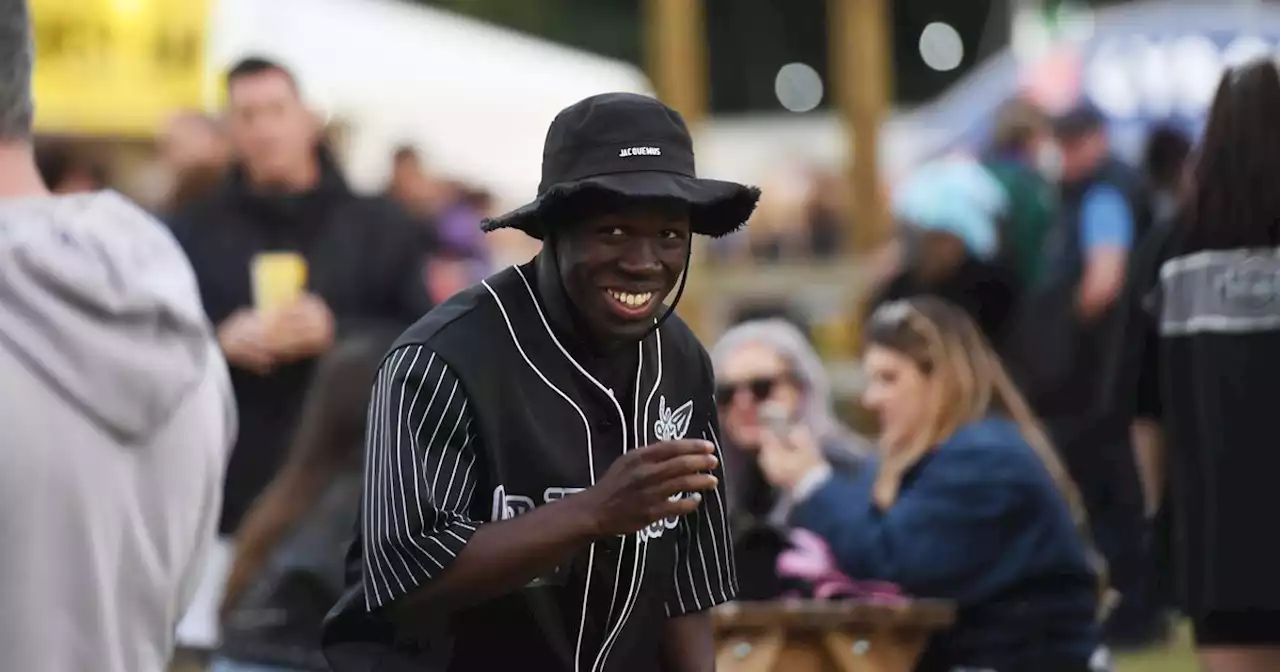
left=651, top=240, right=692, bottom=334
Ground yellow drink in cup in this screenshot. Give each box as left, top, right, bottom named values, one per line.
left=250, top=252, right=308, bottom=313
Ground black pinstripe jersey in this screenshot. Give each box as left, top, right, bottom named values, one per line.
left=322, top=260, right=737, bottom=672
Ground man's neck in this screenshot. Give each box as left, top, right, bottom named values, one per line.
left=0, top=142, right=51, bottom=199
left=248, top=157, right=320, bottom=195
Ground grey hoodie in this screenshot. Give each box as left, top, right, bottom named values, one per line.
left=0, top=192, right=235, bottom=672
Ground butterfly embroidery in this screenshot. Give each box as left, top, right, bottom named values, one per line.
left=653, top=395, right=694, bottom=442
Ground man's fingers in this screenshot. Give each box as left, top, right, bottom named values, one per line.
left=652, top=495, right=703, bottom=522
left=650, top=454, right=718, bottom=482
left=637, top=439, right=715, bottom=462
left=657, top=474, right=718, bottom=499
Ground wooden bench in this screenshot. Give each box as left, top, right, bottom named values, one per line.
left=713, top=599, right=956, bottom=672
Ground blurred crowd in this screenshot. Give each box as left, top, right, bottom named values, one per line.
left=718, top=92, right=1196, bottom=657
left=33, top=90, right=515, bottom=308
left=36, top=54, right=1195, bottom=668
left=13, top=2, right=1280, bottom=666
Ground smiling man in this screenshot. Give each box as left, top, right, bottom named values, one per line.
left=322, top=93, right=759, bottom=671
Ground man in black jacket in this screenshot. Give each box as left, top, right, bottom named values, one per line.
left=1007, top=103, right=1163, bottom=648
left=323, top=93, right=759, bottom=671
left=169, top=56, right=434, bottom=536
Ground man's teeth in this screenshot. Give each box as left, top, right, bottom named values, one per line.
left=607, top=290, right=654, bottom=308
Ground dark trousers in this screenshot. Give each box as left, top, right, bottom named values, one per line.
left=1046, top=416, right=1162, bottom=645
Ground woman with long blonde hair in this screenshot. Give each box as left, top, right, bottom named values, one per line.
left=758, top=297, right=1107, bottom=672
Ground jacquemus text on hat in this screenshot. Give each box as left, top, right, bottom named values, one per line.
left=618, top=146, right=662, bottom=158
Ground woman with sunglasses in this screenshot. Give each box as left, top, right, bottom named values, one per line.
left=757, top=298, right=1108, bottom=672
left=709, top=318, right=873, bottom=598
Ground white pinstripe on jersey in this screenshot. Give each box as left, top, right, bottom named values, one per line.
left=663, top=413, right=739, bottom=617
left=361, top=345, right=480, bottom=611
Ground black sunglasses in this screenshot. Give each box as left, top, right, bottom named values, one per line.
left=715, top=377, right=784, bottom=406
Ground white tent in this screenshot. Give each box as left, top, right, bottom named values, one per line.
left=206, top=0, right=653, bottom=207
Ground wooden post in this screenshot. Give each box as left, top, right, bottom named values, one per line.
left=643, top=0, right=713, bottom=336
left=643, top=0, right=709, bottom=125
left=829, top=0, right=892, bottom=368
left=829, top=0, right=893, bottom=257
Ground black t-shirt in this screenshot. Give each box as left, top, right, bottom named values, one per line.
left=322, top=261, right=737, bottom=671
left=1123, top=222, right=1280, bottom=612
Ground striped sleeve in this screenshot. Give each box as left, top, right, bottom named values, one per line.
left=665, top=391, right=739, bottom=617
left=361, top=344, right=482, bottom=611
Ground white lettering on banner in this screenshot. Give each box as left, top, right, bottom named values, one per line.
left=618, top=146, right=661, bottom=158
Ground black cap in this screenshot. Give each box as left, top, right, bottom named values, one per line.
left=481, top=92, right=760, bottom=239
left=1053, top=100, right=1106, bottom=140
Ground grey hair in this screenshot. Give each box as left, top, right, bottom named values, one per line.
left=0, top=0, right=33, bottom=141
left=710, top=318, right=870, bottom=456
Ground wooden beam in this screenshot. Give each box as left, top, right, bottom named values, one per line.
left=829, top=0, right=893, bottom=257
left=642, top=0, right=709, bottom=125
left=829, top=0, right=893, bottom=355
left=643, top=0, right=713, bottom=335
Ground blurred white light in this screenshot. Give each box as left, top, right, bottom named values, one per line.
left=1010, top=10, right=1052, bottom=64
left=919, top=22, right=964, bottom=72
left=1086, top=37, right=1144, bottom=118
left=1136, top=39, right=1173, bottom=118
left=1223, top=36, right=1272, bottom=68
left=774, top=62, right=824, bottom=113
left=1169, top=35, right=1224, bottom=116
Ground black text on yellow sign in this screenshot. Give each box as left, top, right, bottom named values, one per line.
left=31, top=0, right=211, bottom=138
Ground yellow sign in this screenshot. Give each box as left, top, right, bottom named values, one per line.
left=31, top=0, right=211, bottom=138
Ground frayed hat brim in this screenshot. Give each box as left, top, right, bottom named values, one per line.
left=481, top=171, right=760, bottom=240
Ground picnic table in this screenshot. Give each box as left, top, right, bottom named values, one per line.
left=713, top=598, right=956, bottom=672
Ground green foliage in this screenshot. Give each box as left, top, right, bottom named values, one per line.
left=410, top=0, right=643, bottom=65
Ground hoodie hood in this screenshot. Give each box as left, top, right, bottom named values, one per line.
left=0, top=191, right=213, bottom=443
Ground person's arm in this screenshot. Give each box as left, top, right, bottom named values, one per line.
left=662, top=359, right=739, bottom=672
left=361, top=345, right=598, bottom=621
left=662, top=613, right=716, bottom=672
left=1077, top=185, right=1134, bottom=320
left=790, top=447, right=1035, bottom=606
left=1131, top=230, right=1166, bottom=515
left=167, top=207, right=277, bottom=372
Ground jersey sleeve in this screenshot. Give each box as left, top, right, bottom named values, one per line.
left=665, top=354, right=739, bottom=617
left=361, top=344, right=482, bottom=611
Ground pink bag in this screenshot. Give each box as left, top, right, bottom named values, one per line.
left=775, top=528, right=908, bottom=603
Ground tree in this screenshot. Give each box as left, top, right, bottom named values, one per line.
left=408, top=0, right=1137, bottom=112
left=412, top=0, right=642, bottom=64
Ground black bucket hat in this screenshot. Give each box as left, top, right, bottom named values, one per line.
left=481, top=92, right=760, bottom=239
